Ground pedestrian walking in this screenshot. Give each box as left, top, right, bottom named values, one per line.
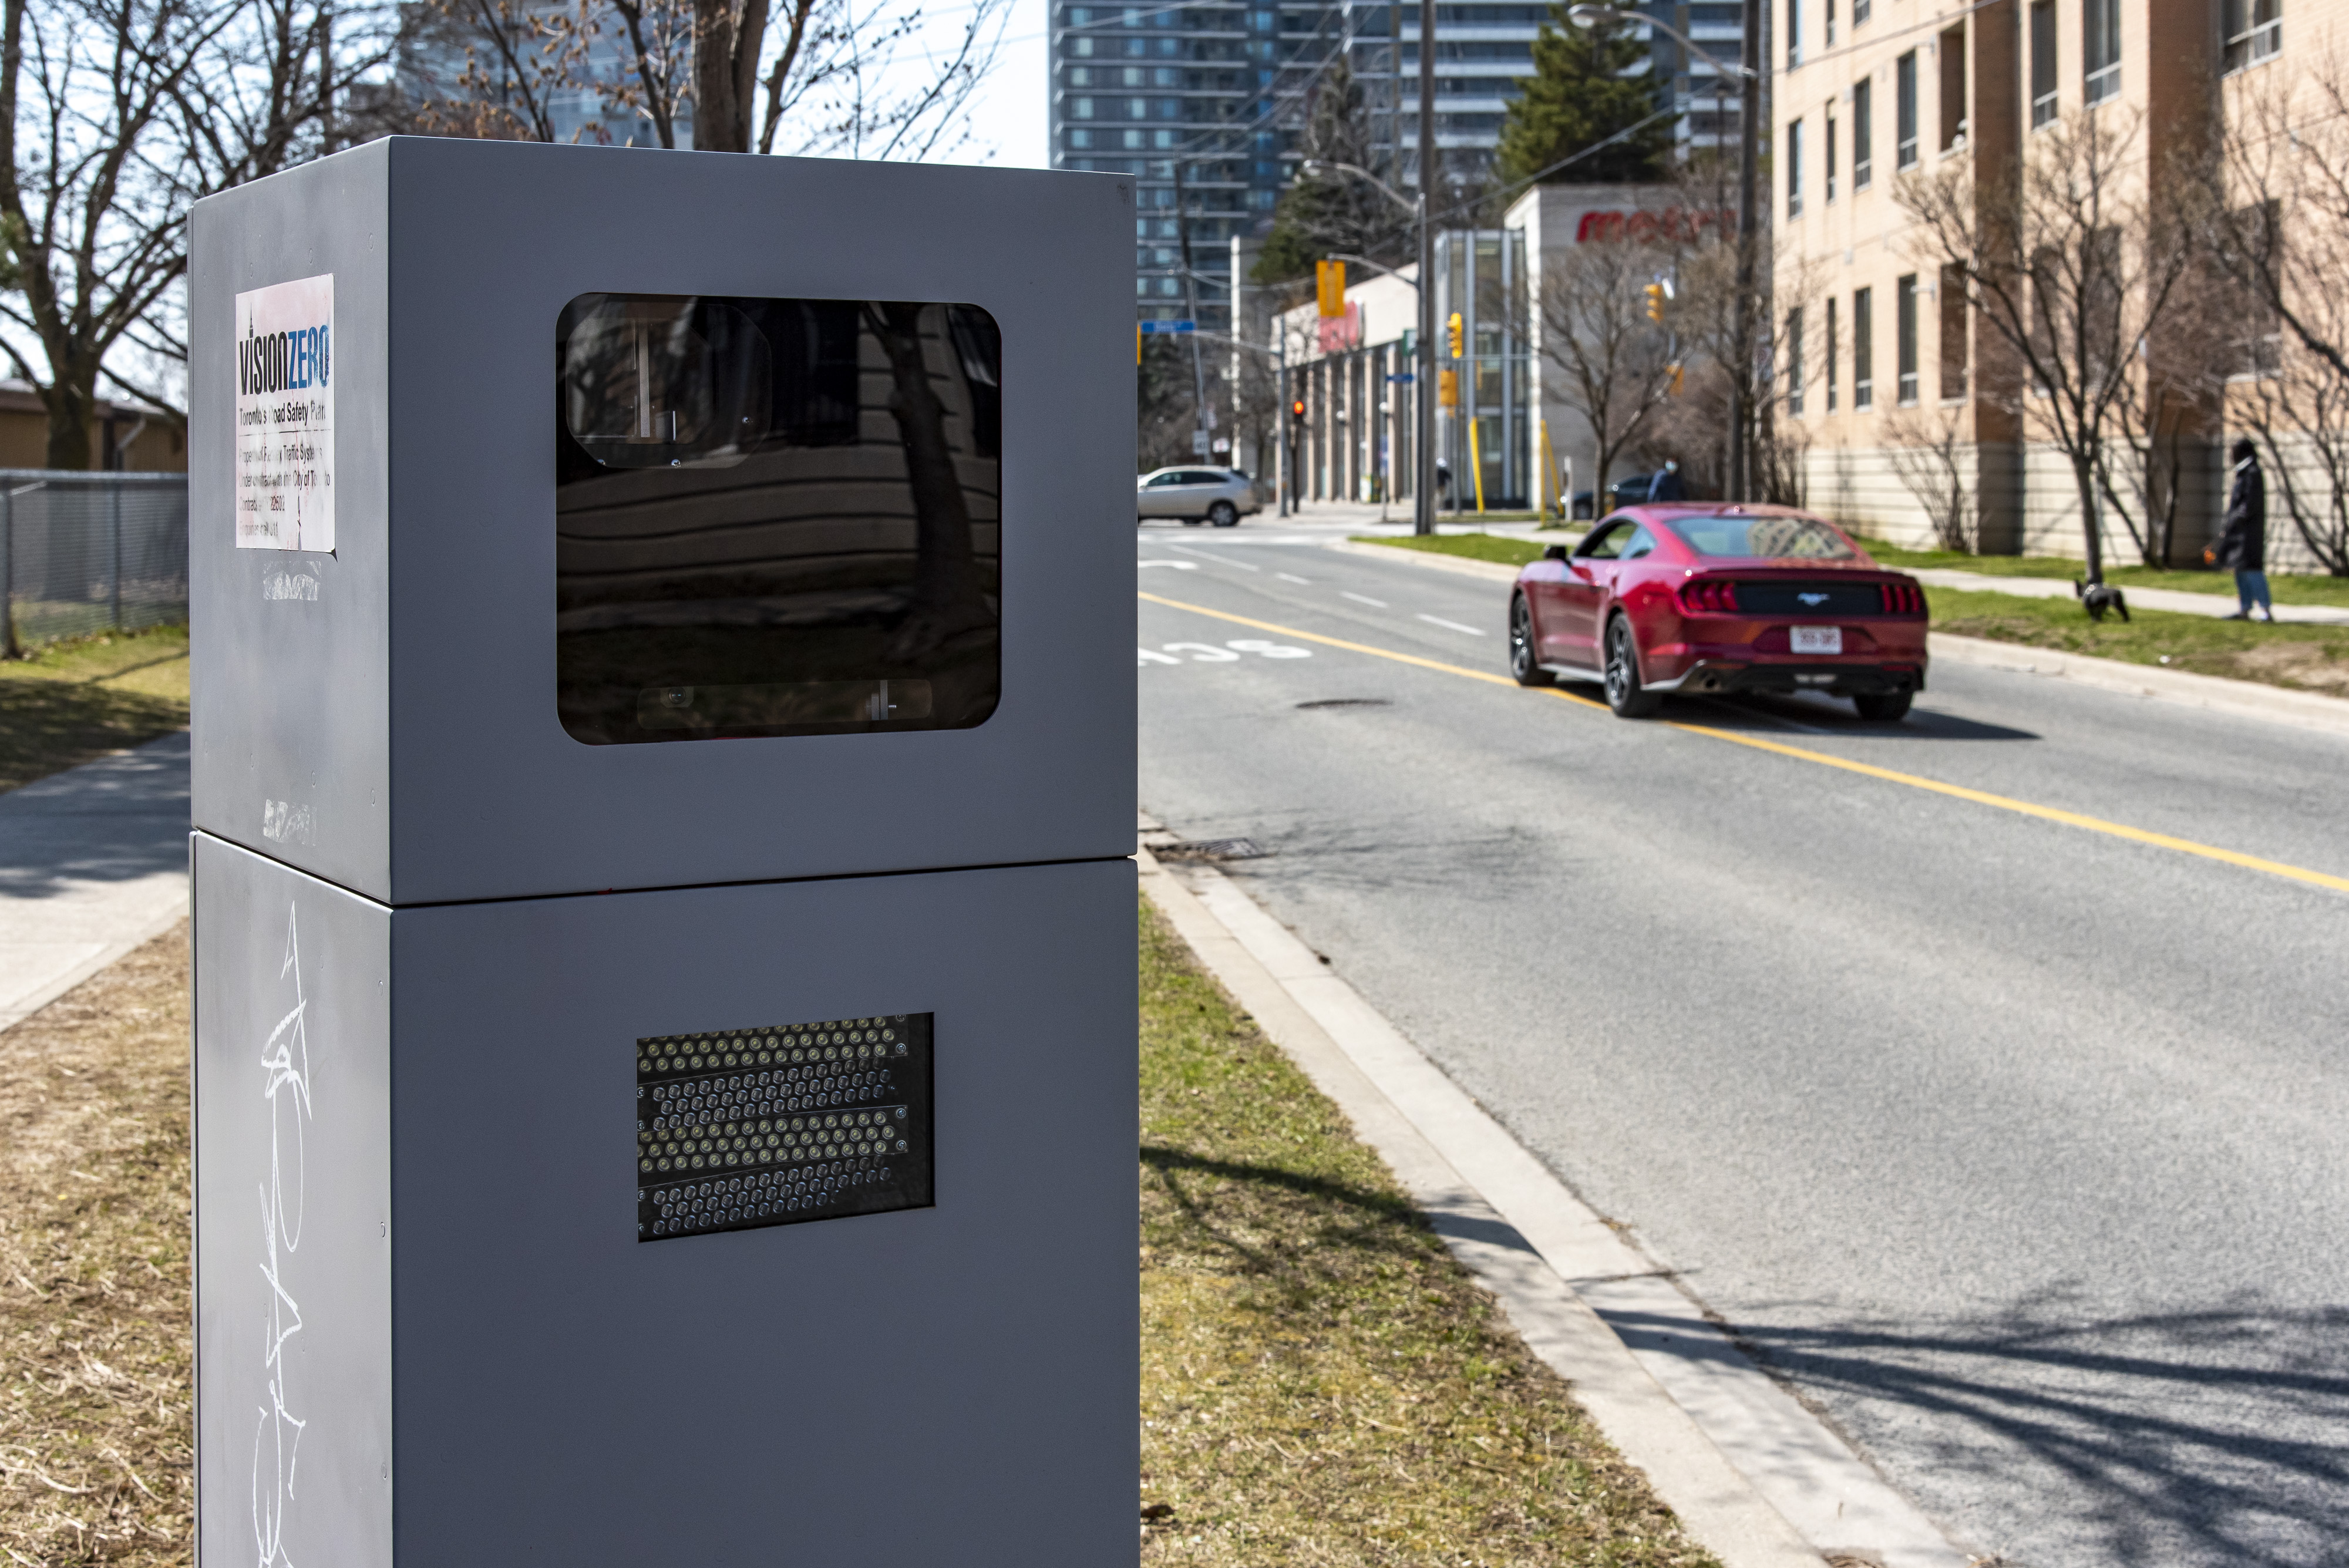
left=1645, top=460, right=1685, bottom=502
left=2213, top=439, right=2273, bottom=622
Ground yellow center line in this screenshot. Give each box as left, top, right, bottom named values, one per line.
left=1139, top=588, right=2349, bottom=896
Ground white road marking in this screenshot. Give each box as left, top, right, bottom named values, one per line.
left=1140, top=640, right=1313, bottom=667
left=1416, top=614, right=1488, bottom=637
left=1136, top=559, right=1200, bottom=570
left=1341, top=591, right=1389, bottom=608
left=1276, top=572, right=1312, bottom=584
left=1167, top=545, right=1260, bottom=571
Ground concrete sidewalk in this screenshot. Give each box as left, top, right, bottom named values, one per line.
left=1911, top=566, right=2349, bottom=625
left=0, top=732, right=190, bottom=1031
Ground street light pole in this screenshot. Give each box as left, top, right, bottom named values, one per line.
left=1567, top=3, right=1761, bottom=502
left=1415, top=0, right=1436, bottom=536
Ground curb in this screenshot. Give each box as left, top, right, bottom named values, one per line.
left=1138, top=822, right=1976, bottom=1568
left=1325, top=537, right=2349, bottom=742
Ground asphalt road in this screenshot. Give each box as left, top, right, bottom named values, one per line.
left=1135, top=517, right=2349, bottom=1568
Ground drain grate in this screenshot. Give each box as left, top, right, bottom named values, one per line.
left=1295, top=698, right=1391, bottom=710
left=1153, top=837, right=1269, bottom=862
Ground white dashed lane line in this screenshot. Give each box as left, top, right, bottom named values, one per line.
left=1276, top=572, right=1312, bottom=584
left=1341, top=591, right=1389, bottom=608
left=1166, top=545, right=1260, bottom=571
left=1416, top=613, right=1488, bottom=637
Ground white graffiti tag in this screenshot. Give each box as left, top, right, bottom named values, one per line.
left=253, top=904, right=312, bottom=1568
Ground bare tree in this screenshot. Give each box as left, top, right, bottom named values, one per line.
left=2200, top=50, right=2349, bottom=575
left=1535, top=227, right=1678, bottom=504
left=0, top=0, right=384, bottom=465
left=1881, top=405, right=1979, bottom=551
left=409, top=0, right=1006, bottom=160
left=1899, top=105, right=2197, bottom=586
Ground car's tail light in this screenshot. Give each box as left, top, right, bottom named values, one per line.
left=1879, top=580, right=1927, bottom=616
left=1678, top=578, right=1739, bottom=615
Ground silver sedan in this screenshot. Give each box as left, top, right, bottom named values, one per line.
left=1136, top=466, right=1261, bottom=527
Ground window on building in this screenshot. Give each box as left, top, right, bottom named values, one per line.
left=1853, top=77, right=1873, bottom=187
left=1940, top=26, right=1967, bottom=150
left=2224, top=0, right=2280, bottom=72
left=2084, top=0, right=2119, bottom=103
left=1788, top=0, right=1801, bottom=66
left=1069, top=128, right=1095, bottom=147
left=1940, top=264, right=1969, bottom=398
left=1122, top=129, right=1145, bottom=147
left=1853, top=287, right=1874, bottom=409
left=2225, top=201, right=2283, bottom=376
left=1072, top=34, right=1095, bottom=53
left=1896, top=52, right=1918, bottom=168
left=1826, top=295, right=1839, bottom=410
left=2030, top=1, right=2057, bottom=125
left=1826, top=115, right=1838, bottom=202
left=1072, top=96, right=1095, bottom=117
left=1788, top=119, right=1804, bottom=216
left=1787, top=307, right=1806, bottom=415
left=1854, top=0, right=1869, bottom=21
left=1896, top=274, right=1919, bottom=403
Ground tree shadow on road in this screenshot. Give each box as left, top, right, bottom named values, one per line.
left=1603, top=1290, right=2349, bottom=1566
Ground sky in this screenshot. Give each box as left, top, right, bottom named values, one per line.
left=946, top=0, right=1050, bottom=169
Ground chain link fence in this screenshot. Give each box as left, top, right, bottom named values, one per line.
left=0, top=471, right=189, bottom=654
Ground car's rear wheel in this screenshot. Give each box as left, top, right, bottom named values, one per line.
left=1603, top=616, right=1660, bottom=718
left=1509, top=594, right=1553, bottom=687
left=1852, top=690, right=1913, bottom=722
left=1209, top=500, right=1239, bottom=527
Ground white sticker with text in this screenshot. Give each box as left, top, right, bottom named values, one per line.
left=235, top=274, right=335, bottom=551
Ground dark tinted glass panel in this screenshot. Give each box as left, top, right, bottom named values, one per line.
left=1666, top=515, right=1858, bottom=559
left=557, top=295, right=1002, bottom=743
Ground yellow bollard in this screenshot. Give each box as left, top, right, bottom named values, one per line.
left=1469, top=419, right=1487, bottom=514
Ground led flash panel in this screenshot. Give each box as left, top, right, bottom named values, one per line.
left=635, top=1013, right=934, bottom=1241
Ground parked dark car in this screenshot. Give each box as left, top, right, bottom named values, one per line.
left=1570, top=475, right=1664, bottom=520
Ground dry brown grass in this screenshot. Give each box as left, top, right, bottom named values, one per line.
left=0, top=924, right=191, bottom=1564
left=1138, top=899, right=1718, bottom=1567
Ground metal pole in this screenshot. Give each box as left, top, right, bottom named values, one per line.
left=1174, top=161, right=1209, bottom=456
left=109, top=480, right=123, bottom=630
left=1731, top=0, right=1761, bottom=503
left=1, top=481, right=13, bottom=658
left=1415, top=0, right=1436, bottom=536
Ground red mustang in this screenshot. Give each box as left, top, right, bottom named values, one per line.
left=1507, top=504, right=1930, bottom=721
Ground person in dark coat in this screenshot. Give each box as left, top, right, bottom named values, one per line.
left=2216, top=438, right=2272, bottom=621
left=1645, top=460, right=1686, bottom=502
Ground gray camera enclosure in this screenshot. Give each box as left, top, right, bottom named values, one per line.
left=194, top=835, right=1136, bottom=1567
left=189, top=139, right=1139, bottom=1567
left=189, top=137, right=1138, bottom=905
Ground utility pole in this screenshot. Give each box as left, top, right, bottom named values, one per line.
left=1415, top=0, right=1437, bottom=535
left=1729, top=0, right=1761, bottom=502
left=1173, top=160, right=1209, bottom=457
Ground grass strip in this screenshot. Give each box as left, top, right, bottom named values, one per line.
left=0, top=625, right=190, bottom=795
left=1351, top=533, right=1557, bottom=568
left=0, top=923, right=191, bottom=1565
left=1856, top=537, right=2349, bottom=610
left=1138, top=897, right=1717, bottom=1566
left=1928, top=587, right=2349, bottom=697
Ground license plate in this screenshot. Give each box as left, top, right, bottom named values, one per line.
left=1790, top=625, right=1842, bottom=654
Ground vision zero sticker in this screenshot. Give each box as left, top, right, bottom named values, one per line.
left=235, top=274, right=334, bottom=551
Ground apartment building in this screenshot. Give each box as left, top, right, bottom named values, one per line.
left=1056, top=2, right=1751, bottom=332
left=1774, top=0, right=2308, bottom=563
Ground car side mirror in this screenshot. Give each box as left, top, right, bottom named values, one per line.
left=1542, top=544, right=1569, bottom=561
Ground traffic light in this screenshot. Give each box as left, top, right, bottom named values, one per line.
left=1644, top=282, right=1667, bottom=323
left=1316, top=259, right=1346, bottom=318
left=1446, top=311, right=1463, bottom=359
left=1290, top=398, right=1307, bottom=423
